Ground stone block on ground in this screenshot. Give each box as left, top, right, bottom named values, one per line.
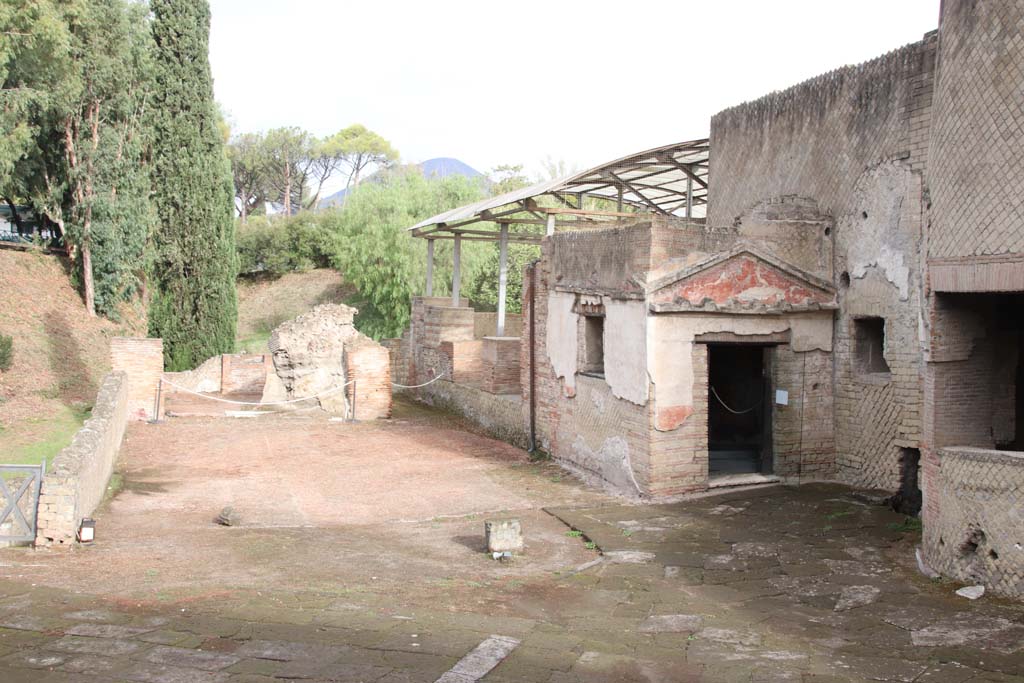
left=485, top=519, right=523, bottom=553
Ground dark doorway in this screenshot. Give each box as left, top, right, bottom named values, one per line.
left=708, top=345, right=771, bottom=475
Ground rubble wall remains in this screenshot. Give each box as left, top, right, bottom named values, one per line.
left=269, top=304, right=391, bottom=419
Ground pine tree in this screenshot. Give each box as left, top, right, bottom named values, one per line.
left=148, top=0, right=237, bottom=370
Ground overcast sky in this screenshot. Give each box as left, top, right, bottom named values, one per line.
left=209, top=0, right=939, bottom=189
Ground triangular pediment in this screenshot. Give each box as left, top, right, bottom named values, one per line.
left=646, top=246, right=836, bottom=311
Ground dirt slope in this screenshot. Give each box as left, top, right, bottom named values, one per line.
left=235, top=268, right=353, bottom=351
left=0, top=248, right=145, bottom=459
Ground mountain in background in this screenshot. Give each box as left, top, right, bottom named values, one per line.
left=318, top=157, right=484, bottom=208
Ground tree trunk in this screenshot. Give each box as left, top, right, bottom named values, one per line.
left=82, top=237, right=95, bottom=316
left=283, top=162, right=291, bottom=215
left=3, top=197, right=25, bottom=234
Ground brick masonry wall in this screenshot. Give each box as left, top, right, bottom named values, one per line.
left=344, top=342, right=392, bottom=420
left=415, top=380, right=529, bottom=450
left=922, top=447, right=1024, bottom=599
left=771, top=347, right=836, bottom=480
left=110, top=337, right=164, bottom=421
left=525, top=239, right=654, bottom=495
left=473, top=312, right=523, bottom=339
left=927, top=0, right=1024, bottom=261
left=709, top=36, right=935, bottom=226
left=709, top=35, right=937, bottom=492
left=161, top=354, right=222, bottom=393
left=221, top=354, right=271, bottom=394
left=648, top=343, right=708, bottom=496
left=481, top=337, right=520, bottom=395
left=36, top=372, right=128, bottom=546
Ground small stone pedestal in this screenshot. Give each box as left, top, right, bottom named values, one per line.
left=485, top=519, right=523, bottom=553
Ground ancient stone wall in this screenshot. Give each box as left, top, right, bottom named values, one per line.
left=36, top=372, right=128, bottom=546
left=708, top=33, right=937, bottom=492
left=923, top=447, right=1024, bottom=599
left=269, top=304, right=391, bottom=418
left=927, top=0, right=1024, bottom=263
left=414, top=380, right=529, bottom=450
left=221, top=354, right=272, bottom=395
left=110, top=337, right=163, bottom=421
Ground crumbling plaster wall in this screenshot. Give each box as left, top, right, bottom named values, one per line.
left=527, top=238, right=655, bottom=496
left=832, top=164, right=926, bottom=489
left=708, top=32, right=936, bottom=491
left=647, top=312, right=834, bottom=487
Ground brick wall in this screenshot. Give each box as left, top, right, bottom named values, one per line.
left=524, top=237, right=655, bottom=495
left=708, top=34, right=936, bottom=492
left=481, top=337, right=520, bottom=395
left=415, top=380, right=530, bottom=450
left=927, top=0, right=1024, bottom=261
left=771, top=347, right=836, bottom=480
left=709, top=35, right=935, bottom=226
left=344, top=341, right=392, bottom=420
left=36, top=372, right=128, bottom=546
left=221, top=354, right=271, bottom=394
left=473, top=312, right=523, bottom=339
left=110, top=337, right=163, bottom=421
left=922, top=447, right=1024, bottom=599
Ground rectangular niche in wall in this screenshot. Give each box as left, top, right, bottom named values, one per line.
left=581, top=315, right=605, bottom=378
left=854, top=317, right=890, bottom=374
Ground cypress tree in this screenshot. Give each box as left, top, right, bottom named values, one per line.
left=148, top=0, right=237, bottom=370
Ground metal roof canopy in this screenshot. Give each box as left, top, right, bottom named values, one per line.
left=408, top=138, right=709, bottom=243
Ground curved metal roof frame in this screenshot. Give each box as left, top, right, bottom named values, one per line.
left=408, top=138, right=709, bottom=241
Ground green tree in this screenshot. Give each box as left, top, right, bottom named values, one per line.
left=326, top=169, right=484, bottom=338
left=335, top=124, right=398, bottom=197
left=1, top=0, right=155, bottom=318
left=228, top=131, right=269, bottom=222
left=466, top=242, right=539, bottom=314
left=148, top=0, right=237, bottom=371
left=488, top=164, right=531, bottom=195
left=464, top=166, right=538, bottom=312
left=262, top=126, right=308, bottom=216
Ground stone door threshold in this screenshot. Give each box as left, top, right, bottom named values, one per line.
left=707, top=473, right=781, bottom=489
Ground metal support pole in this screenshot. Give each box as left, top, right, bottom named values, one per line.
left=425, top=238, right=434, bottom=296
left=545, top=214, right=555, bottom=237
left=685, top=177, right=693, bottom=218
left=451, top=234, right=461, bottom=306
left=497, top=223, right=509, bottom=336
left=617, top=186, right=623, bottom=212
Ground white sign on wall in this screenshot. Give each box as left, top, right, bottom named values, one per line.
left=775, top=389, right=789, bottom=406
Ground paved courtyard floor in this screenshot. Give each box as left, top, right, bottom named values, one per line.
left=0, top=399, right=1021, bottom=682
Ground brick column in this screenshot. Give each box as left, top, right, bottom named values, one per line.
left=110, top=337, right=164, bottom=421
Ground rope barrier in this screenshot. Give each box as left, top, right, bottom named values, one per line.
left=392, top=373, right=447, bottom=389
left=710, top=386, right=762, bottom=415
left=159, top=376, right=354, bottom=406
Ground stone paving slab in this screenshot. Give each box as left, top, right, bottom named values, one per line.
left=0, top=479, right=1022, bottom=682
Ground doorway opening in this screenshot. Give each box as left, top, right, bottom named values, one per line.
left=708, top=344, right=772, bottom=476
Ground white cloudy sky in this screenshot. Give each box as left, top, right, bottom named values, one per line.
left=209, top=0, right=938, bottom=189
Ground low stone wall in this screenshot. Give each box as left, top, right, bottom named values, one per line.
left=413, top=380, right=529, bottom=450
left=922, top=447, right=1024, bottom=599
left=35, top=372, right=129, bottom=546
left=162, top=354, right=222, bottom=393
